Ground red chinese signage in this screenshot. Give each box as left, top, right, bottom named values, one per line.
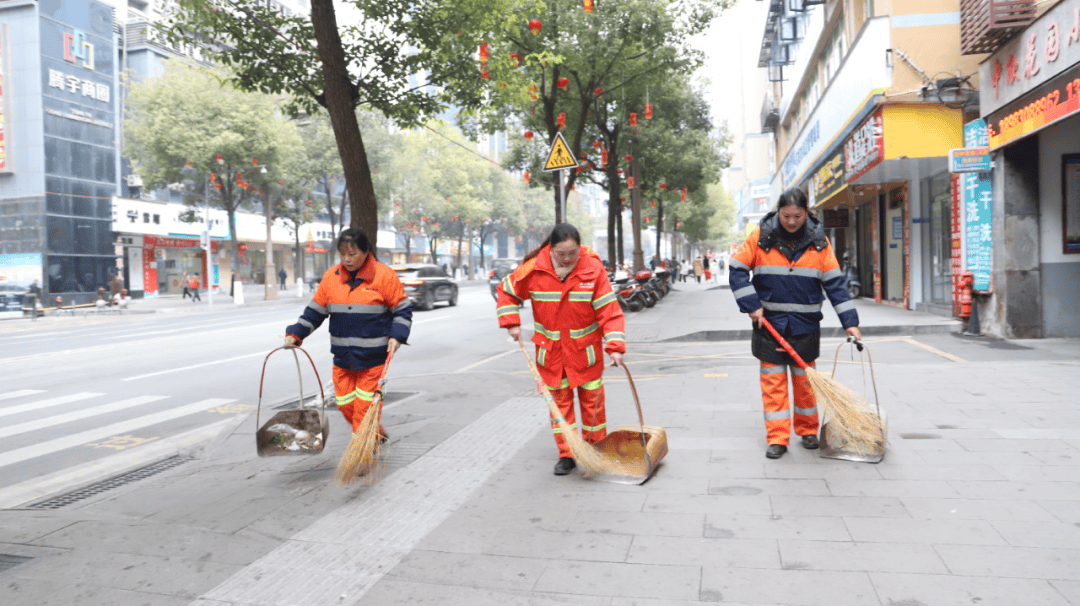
left=950, top=174, right=963, bottom=316
left=0, top=24, right=9, bottom=173
left=987, top=61, right=1080, bottom=149
left=845, top=110, right=884, bottom=181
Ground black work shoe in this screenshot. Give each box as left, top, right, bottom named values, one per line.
left=553, top=457, right=576, bottom=475
left=765, top=444, right=788, bottom=459
left=801, top=435, right=819, bottom=450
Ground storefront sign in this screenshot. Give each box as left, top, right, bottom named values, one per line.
left=0, top=24, right=10, bottom=173
left=814, top=149, right=846, bottom=205
left=1064, top=154, right=1080, bottom=253
left=823, top=208, right=849, bottom=228
left=986, top=61, right=1080, bottom=149
left=980, top=0, right=1080, bottom=117
left=845, top=110, right=884, bottom=181
left=750, top=181, right=771, bottom=200
left=963, top=120, right=993, bottom=291
left=872, top=198, right=881, bottom=303
left=950, top=174, right=964, bottom=316
left=948, top=147, right=991, bottom=173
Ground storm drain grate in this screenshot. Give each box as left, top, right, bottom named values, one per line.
left=26, top=456, right=193, bottom=510
left=0, top=554, right=33, bottom=573
left=381, top=443, right=435, bottom=467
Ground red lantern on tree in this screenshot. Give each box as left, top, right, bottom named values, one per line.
left=215, top=183, right=222, bottom=190
left=524, top=170, right=530, bottom=183
left=510, top=52, right=522, bottom=66
left=214, top=153, right=223, bottom=162
left=524, top=131, right=534, bottom=140
left=557, top=77, right=569, bottom=90
left=305, top=200, right=313, bottom=205
left=594, top=87, right=604, bottom=97
left=479, top=41, right=489, bottom=63
left=557, top=112, right=566, bottom=129
left=651, top=200, right=656, bottom=208
left=528, top=83, right=538, bottom=100
left=624, top=155, right=632, bottom=163
left=659, top=183, right=666, bottom=190
left=601, top=150, right=608, bottom=167
left=278, top=180, right=284, bottom=185
left=528, top=19, right=542, bottom=35
left=480, top=65, right=489, bottom=80
left=592, top=140, right=602, bottom=149
left=629, top=112, right=637, bottom=126
left=620, top=196, right=626, bottom=203
left=209, top=173, right=216, bottom=183
left=583, top=0, right=593, bottom=13
left=628, top=176, right=634, bottom=189
left=682, top=186, right=687, bottom=202
left=645, top=217, right=650, bottom=224
left=252, top=158, right=258, bottom=166
left=645, top=103, right=653, bottom=120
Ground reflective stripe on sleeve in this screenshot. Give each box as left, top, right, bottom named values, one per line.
left=604, top=331, right=626, bottom=343
left=753, top=265, right=823, bottom=279
left=391, top=299, right=411, bottom=312
left=794, top=405, right=817, bottom=416
left=733, top=285, right=757, bottom=300
left=298, top=318, right=315, bottom=330
left=833, top=300, right=856, bottom=314
left=729, top=258, right=751, bottom=271
left=568, top=291, right=593, bottom=302
left=307, top=301, right=329, bottom=315
left=761, top=301, right=823, bottom=313
left=497, top=304, right=521, bottom=317
left=822, top=268, right=843, bottom=281
left=329, top=303, right=388, bottom=314
left=764, top=410, right=790, bottom=421
left=592, top=292, right=617, bottom=309
left=330, top=336, right=390, bottom=348
left=392, top=316, right=412, bottom=327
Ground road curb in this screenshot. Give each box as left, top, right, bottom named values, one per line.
left=663, top=323, right=963, bottom=342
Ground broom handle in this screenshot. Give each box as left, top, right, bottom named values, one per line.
left=370, top=347, right=395, bottom=413
left=615, top=361, right=652, bottom=467
left=759, top=317, right=810, bottom=370
left=516, top=337, right=571, bottom=428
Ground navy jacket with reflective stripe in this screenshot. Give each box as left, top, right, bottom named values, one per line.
left=729, top=212, right=858, bottom=336
left=286, top=255, right=412, bottom=370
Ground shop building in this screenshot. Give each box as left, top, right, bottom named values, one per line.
left=0, top=0, right=120, bottom=304
left=973, top=0, right=1080, bottom=337
left=758, top=0, right=984, bottom=316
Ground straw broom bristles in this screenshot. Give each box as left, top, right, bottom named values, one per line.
left=517, top=338, right=618, bottom=476
left=335, top=401, right=383, bottom=485
left=805, top=368, right=888, bottom=455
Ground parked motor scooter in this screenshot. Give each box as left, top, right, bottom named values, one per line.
left=610, top=269, right=645, bottom=312
left=635, top=270, right=659, bottom=308
left=842, top=252, right=861, bottom=299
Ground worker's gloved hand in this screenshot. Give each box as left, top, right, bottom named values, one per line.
left=507, top=326, right=522, bottom=342
left=283, top=335, right=299, bottom=349
left=609, top=352, right=624, bottom=367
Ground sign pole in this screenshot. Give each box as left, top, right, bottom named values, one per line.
left=559, top=170, right=566, bottom=224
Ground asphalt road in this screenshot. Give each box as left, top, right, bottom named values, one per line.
left=0, top=284, right=520, bottom=506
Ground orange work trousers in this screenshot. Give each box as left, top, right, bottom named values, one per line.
left=549, top=377, right=607, bottom=458
left=760, top=361, right=818, bottom=445
left=333, top=365, right=386, bottom=436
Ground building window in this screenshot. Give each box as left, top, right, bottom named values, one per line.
left=153, top=214, right=160, bottom=224
left=143, top=213, right=150, bottom=223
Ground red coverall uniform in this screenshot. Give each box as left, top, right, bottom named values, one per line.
left=286, top=256, right=412, bottom=435
left=496, top=246, right=626, bottom=458
left=729, top=213, right=859, bottom=446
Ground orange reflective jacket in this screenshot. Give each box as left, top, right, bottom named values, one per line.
left=496, top=245, right=625, bottom=389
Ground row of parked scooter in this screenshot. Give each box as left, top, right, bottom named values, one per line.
left=608, top=267, right=673, bottom=312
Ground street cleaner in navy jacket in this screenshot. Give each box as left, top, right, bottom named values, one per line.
left=729, top=188, right=861, bottom=460
left=285, top=228, right=412, bottom=442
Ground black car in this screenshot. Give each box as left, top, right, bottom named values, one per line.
left=488, top=258, right=522, bottom=300
left=392, top=264, right=458, bottom=311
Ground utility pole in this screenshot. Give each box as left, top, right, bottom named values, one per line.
left=655, top=193, right=664, bottom=264
left=264, top=188, right=278, bottom=301
left=204, top=174, right=213, bottom=309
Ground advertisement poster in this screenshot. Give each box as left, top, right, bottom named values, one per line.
left=1065, top=154, right=1080, bottom=253
left=964, top=120, right=993, bottom=291
left=951, top=174, right=963, bottom=316
left=872, top=198, right=881, bottom=303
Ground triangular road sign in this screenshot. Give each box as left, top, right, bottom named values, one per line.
left=543, top=132, right=578, bottom=172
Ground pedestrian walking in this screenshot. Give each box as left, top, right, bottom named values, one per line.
left=181, top=271, right=191, bottom=299
left=728, top=188, right=861, bottom=459
left=109, top=274, right=122, bottom=306
left=692, top=257, right=704, bottom=283
left=284, top=228, right=412, bottom=443
left=702, top=255, right=711, bottom=282
left=495, top=223, right=626, bottom=476
left=278, top=268, right=287, bottom=289
left=190, top=274, right=201, bottom=301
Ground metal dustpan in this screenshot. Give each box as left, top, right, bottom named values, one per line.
left=255, top=346, right=330, bottom=457
left=819, top=338, right=887, bottom=464
left=589, top=364, right=668, bottom=484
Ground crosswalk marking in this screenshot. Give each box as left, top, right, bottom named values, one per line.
left=0, top=396, right=170, bottom=439
left=0, top=398, right=235, bottom=469
left=0, top=392, right=104, bottom=419
left=0, top=390, right=45, bottom=402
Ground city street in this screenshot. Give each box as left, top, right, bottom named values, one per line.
left=1, top=283, right=1078, bottom=605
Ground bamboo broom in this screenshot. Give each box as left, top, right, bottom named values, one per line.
left=516, top=337, right=618, bottom=476
left=335, top=348, right=395, bottom=485
left=760, top=318, right=887, bottom=454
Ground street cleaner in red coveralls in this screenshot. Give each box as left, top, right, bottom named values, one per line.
left=284, top=228, right=412, bottom=442
left=495, top=223, right=626, bottom=476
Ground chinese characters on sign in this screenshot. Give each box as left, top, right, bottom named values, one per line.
left=0, top=24, right=9, bottom=173
left=845, top=110, right=884, bottom=181
left=47, top=68, right=109, bottom=103
left=964, top=120, right=993, bottom=292
left=951, top=174, right=963, bottom=315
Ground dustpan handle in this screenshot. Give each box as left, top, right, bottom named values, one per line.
left=256, top=346, right=326, bottom=432
left=614, top=361, right=652, bottom=468
left=830, top=337, right=884, bottom=423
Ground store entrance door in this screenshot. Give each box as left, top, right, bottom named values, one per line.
left=881, top=194, right=904, bottom=301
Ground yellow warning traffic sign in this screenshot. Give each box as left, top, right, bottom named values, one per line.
left=543, top=132, right=578, bottom=172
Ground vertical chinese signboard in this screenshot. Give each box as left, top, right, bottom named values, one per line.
left=950, top=174, right=964, bottom=316
left=0, top=23, right=10, bottom=173
left=964, top=120, right=993, bottom=292
left=872, top=197, right=881, bottom=303
left=845, top=109, right=884, bottom=181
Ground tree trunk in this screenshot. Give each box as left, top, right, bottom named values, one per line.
left=404, top=233, right=412, bottom=263
left=322, top=175, right=336, bottom=239
left=656, top=197, right=663, bottom=264
left=616, top=208, right=624, bottom=266
left=455, top=227, right=464, bottom=279
left=309, top=0, right=378, bottom=247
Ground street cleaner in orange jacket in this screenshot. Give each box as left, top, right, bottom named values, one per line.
left=284, top=228, right=412, bottom=441
left=729, top=189, right=861, bottom=459
left=496, top=223, right=626, bottom=475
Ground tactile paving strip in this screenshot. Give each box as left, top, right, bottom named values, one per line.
left=191, top=395, right=546, bottom=606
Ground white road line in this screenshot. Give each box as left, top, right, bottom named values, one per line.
left=456, top=349, right=517, bottom=372
left=0, top=416, right=240, bottom=509
left=0, top=393, right=104, bottom=419
left=0, top=395, right=169, bottom=439
left=0, top=398, right=235, bottom=469
left=122, top=352, right=266, bottom=381
left=0, top=390, right=45, bottom=402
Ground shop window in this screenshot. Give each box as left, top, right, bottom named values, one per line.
left=153, top=214, right=160, bottom=224
left=144, top=213, right=150, bottom=223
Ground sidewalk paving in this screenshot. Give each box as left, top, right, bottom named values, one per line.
left=2, top=286, right=1078, bottom=606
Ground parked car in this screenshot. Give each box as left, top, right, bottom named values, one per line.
left=392, top=264, right=458, bottom=311
left=488, top=258, right=522, bottom=300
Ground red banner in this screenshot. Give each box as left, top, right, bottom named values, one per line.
left=950, top=174, right=963, bottom=316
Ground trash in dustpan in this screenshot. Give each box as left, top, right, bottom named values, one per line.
left=589, top=364, right=668, bottom=485
left=818, top=338, right=888, bottom=464
left=255, top=346, right=330, bottom=457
